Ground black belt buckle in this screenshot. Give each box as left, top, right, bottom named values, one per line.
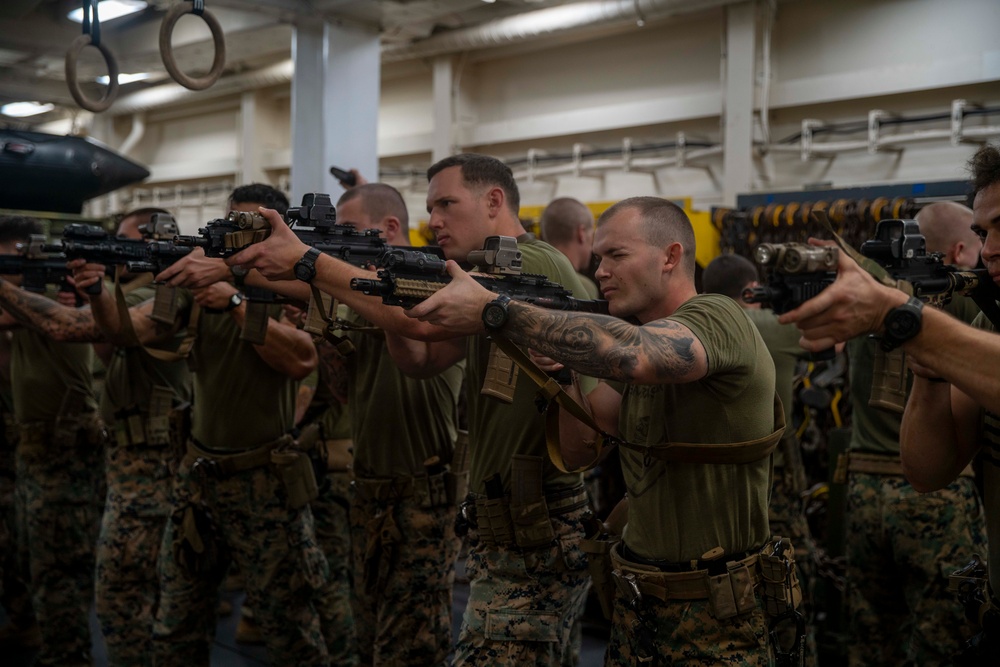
left=455, top=498, right=477, bottom=537
left=191, top=456, right=219, bottom=481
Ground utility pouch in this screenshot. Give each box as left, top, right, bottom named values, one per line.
left=581, top=529, right=620, bottom=621
left=832, top=451, right=849, bottom=485
left=870, top=346, right=908, bottom=414
left=444, top=470, right=469, bottom=506
left=240, top=300, right=270, bottom=346
left=152, top=284, right=181, bottom=325
left=271, top=449, right=319, bottom=510
left=476, top=496, right=515, bottom=546
left=759, top=536, right=802, bottom=618
left=708, top=572, right=740, bottom=620
left=510, top=455, right=555, bottom=549
left=145, top=385, right=175, bottom=447
left=304, top=291, right=336, bottom=337
left=729, top=563, right=758, bottom=614
left=416, top=472, right=449, bottom=509
left=481, top=341, right=518, bottom=403
left=168, top=403, right=192, bottom=451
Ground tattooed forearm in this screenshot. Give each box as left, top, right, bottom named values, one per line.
left=0, top=283, right=104, bottom=342
left=505, top=302, right=702, bottom=383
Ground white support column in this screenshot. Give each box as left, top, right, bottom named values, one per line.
left=291, top=22, right=325, bottom=202
left=722, top=1, right=756, bottom=207
left=239, top=91, right=266, bottom=186
left=432, top=56, right=454, bottom=162
left=323, top=22, right=380, bottom=193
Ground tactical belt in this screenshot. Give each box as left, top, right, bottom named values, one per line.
left=611, top=541, right=761, bottom=602
left=470, top=484, right=589, bottom=519
left=838, top=450, right=974, bottom=480
left=18, top=410, right=102, bottom=451
left=469, top=484, right=589, bottom=548
left=184, top=435, right=292, bottom=479
left=353, top=470, right=456, bottom=509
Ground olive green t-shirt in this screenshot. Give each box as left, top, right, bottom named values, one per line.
left=466, top=237, right=593, bottom=495
left=971, top=311, right=1000, bottom=589
left=100, top=284, right=193, bottom=424
left=577, top=274, right=600, bottom=300
left=173, top=291, right=297, bottom=449
left=618, top=294, right=776, bottom=562
left=344, top=308, right=465, bottom=478
left=746, top=308, right=803, bottom=467
left=11, top=329, right=97, bottom=423
left=849, top=294, right=981, bottom=454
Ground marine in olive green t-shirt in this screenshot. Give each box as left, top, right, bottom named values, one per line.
left=465, top=237, right=594, bottom=495
left=617, top=294, right=776, bottom=562
left=343, top=307, right=465, bottom=478
left=172, top=290, right=296, bottom=449
left=100, top=284, right=192, bottom=424
left=11, top=329, right=97, bottom=424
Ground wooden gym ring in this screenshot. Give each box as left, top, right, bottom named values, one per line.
left=65, top=34, right=120, bottom=113
left=160, top=2, right=226, bottom=91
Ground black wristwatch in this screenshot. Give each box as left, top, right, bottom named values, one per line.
left=880, top=296, right=923, bottom=351
left=294, top=247, right=322, bottom=283
left=482, top=294, right=512, bottom=332
left=224, top=292, right=244, bottom=312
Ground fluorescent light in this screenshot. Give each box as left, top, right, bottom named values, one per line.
left=97, top=72, right=152, bottom=85
left=68, top=1, right=147, bottom=23
left=1, top=102, right=55, bottom=117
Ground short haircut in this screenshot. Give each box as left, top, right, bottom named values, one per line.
left=122, top=207, right=170, bottom=220
left=228, top=183, right=290, bottom=216
left=427, top=153, right=520, bottom=215
left=598, top=196, right=697, bottom=276
left=969, top=144, right=1000, bottom=198
left=540, top=197, right=594, bottom=245
left=0, top=215, right=44, bottom=245
left=337, top=183, right=410, bottom=233
left=702, top=254, right=759, bottom=301
left=914, top=201, right=977, bottom=254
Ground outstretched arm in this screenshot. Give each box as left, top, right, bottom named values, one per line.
left=224, top=208, right=455, bottom=341
left=779, top=241, right=1000, bottom=414
left=0, top=279, right=103, bottom=341
left=405, top=262, right=708, bottom=384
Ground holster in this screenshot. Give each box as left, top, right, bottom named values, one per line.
left=171, top=503, right=229, bottom=580
left=580, top=519, right=620, bottom=621
left=270, top=447, right=319, bottom=510
left=509, top=455, right=555, bottom=548
left=758, top=536, right=803, bottom=618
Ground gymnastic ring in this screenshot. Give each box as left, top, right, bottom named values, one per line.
left=65, top=34, right=119, bottom=113
left=160, top=2, right=226, bottom=91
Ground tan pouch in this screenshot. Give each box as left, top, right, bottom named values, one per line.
left=581, top=535, right=619, bottom=621
left=477, top=496, right=515, bottom=546
left=325, top=438, right=354, bottom=473
left=271, top=449, right=319, bottom=509
left=759, top=537, right=802, bottom=617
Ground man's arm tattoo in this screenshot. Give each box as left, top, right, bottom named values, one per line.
left=504, top=302, right=696, bottom=383
left=0, top=287, right=103, bottom=341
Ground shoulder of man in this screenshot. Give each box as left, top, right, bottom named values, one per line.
left=517, top=236, right=590, bottom=295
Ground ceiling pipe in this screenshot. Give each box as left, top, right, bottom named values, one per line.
left=381, top=0, right=740, bottom=63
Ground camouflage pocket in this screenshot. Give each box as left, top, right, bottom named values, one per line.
left=485, top=609, right=560, bottom=642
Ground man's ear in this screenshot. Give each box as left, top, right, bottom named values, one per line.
left=575, top=225, right=587, bottom=244
left=485, top=186, right=505, bottom=217
left=383, top=216, right=401, bottom=243
left=663, top=242, right=683, bottom=272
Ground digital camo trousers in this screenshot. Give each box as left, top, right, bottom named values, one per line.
left=846, top=473, right=987, bottom=667
left=152, top=460, right=330, bottom=667
left=349, top=482, right=461, bottom=666
left=95, top=439, right=176, bottom=667
left=16, top=426, right=105, bottom=667
left=455, top=504, right=591, bottom=667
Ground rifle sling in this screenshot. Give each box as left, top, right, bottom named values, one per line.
left=113, top=267, right=199, bottom=362
left=489, top=335, right=784, bottom=473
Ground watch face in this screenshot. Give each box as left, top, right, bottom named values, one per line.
left=887, top=309, right=920, bottom=338
left=294, top=262, right=315, bottom=282
left=483, top=303, right=507, bottom=329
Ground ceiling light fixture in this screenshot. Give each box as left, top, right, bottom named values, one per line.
left=1, top=101, right=55, bottom=117
left=97, top=72, right=152, bottom=85
left=68, top=0, right=148, bottom=23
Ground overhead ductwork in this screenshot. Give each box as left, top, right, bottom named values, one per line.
left=111, top=60, right=294, bottom=116
left=381, top=0, right=740, bottom=62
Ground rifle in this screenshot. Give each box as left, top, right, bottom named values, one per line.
left=350, top=235, right=608, bottom=314
left=173, top=210, right=271, bottom=258
left=46, top=215, right=193, bottom=275
left=0, top=235, right=90, bottom=296
left=744, top=219, right=998, bottom=320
